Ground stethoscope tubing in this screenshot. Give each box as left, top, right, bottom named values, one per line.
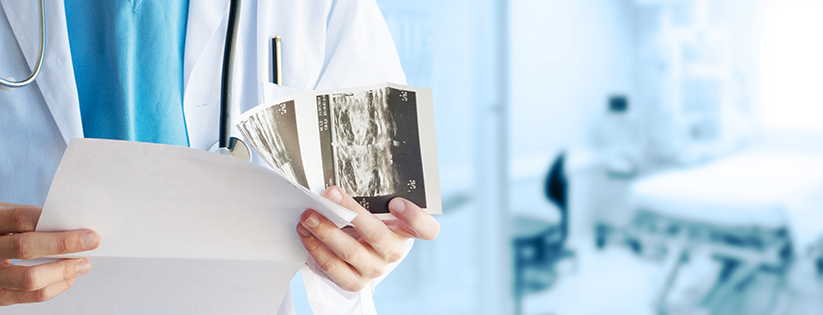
left=219, top=0, right=242, bottom=149
left=0, top=0, right=46, bottom=89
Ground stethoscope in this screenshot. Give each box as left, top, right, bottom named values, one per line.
left=0, top=0, right=45, bottom=90
left=0, top=0, right=252, bottom=161
left=208, top=0, right=252, bottom=161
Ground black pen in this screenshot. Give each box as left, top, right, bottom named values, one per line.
left=272, top=36, right=282, bottom=86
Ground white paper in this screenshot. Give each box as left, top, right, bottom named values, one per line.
left=38, top=138, right=356, bottom=260
left=237, top=82, right=442, bottom=219
left=16, top=138, right=357, bottom=314
left=6, top=258, right=302, bottom=315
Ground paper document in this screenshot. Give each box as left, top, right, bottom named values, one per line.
left=8, top=138, right=357, bottom=314
left=8, top=258, right=300, bottom=314
left=38, top=138, right=356, bottom=260
left=237, top=82, right=442, bottom=218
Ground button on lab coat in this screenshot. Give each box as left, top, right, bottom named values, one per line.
left=0, top=0, right=408, bottom=314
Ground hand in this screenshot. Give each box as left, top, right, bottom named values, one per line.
left=297, top=186, right=439, bottom=292
left=0, top=202, right=100, bottom=306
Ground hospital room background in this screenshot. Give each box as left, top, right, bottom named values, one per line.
left=299, top=0, right=823, bottom=314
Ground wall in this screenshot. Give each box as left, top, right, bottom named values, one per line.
left=509, top=0, right=635, bottom=161
left=508, top=0, right=636, bottom=219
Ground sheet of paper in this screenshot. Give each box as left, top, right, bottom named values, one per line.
left=6, top=258, right=301, bottom=315
left=21, top=138, right=358, bottom=314
left=237, top=82, right=442, bottom=219
left=37, top=138, right=356, bottom=261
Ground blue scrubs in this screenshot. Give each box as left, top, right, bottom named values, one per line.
left=65, top=0, right=190, bottom=146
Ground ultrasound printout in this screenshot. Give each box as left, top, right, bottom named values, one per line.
left=238, top=83, right=441, bottom=217
left=237, top=100, right=309, bottom=188
left=318, top=87, right=426, bottom=213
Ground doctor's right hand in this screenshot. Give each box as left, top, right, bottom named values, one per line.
left=0, top=202, right=100, bottom=306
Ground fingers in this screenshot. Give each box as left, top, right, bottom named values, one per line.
left=298, top=211, right=386, bottom=279
left=0, top=203, right=42, bottom=234
left=296, top=223, right=369, bottom=292
left=323, top=187, right=404, bottom=259
left=0, top=278, right=76, bottom=306
left=0, top=258, right=90, bottom=306
left=388, top=198, right=440, bottom=240
left=0, top=230, right=100, bottom=260
left=298, top=186, right=440, bottom=292
left=0, top=258, right=89, bottom=291
left=322, top=187, right=364, bottom=216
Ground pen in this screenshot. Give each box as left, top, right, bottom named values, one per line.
left=272, top=36, right=282, bottom=86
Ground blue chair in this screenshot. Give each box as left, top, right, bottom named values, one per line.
left=512, top=153, right=574, bottom=314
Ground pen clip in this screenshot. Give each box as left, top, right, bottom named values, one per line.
left=272, top=36, right=282, bottom=86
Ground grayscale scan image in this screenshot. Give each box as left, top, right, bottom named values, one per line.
left=318, top=87, right=426, bottom=213
left=236, top=100, right=309, bottom=188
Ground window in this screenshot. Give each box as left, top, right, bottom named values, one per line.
left=758, top=0, right=823, bottom=131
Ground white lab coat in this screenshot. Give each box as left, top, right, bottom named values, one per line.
left=0, top=0, right=408, bottom=314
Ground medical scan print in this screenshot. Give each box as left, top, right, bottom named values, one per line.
left=236, top=100, right=309, bottom=188
left=236, top=83, right=442, bottom=217
left=317, top=87, right=426, bottom=213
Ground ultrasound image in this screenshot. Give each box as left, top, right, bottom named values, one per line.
left=318, top=87, right=426, bottom=213
left=236, top=100, right=309, bottom=188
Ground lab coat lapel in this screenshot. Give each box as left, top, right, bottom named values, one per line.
left=0, top=0, right=83, bottom=144
left=183, top=0, right=230, bottom=95
left=256, top=0, right=270, bottom=102
left=182, top=0, right=230, bottom=149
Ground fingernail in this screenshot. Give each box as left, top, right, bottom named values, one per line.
left=325, top=188, right=343, bottom=204
left=77, top=260, right=90, bottom=276
left=82, top=232, right=99, bottom=249
left=305, top=214, right=320, bottom=228
left=389, top=198, right=406, bottom=214
left=297, top=225, right=312, bottom=237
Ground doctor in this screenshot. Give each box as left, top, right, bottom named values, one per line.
left=0, top=0, right=439, bottom=314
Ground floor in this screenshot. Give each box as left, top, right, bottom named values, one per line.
left=522, top=242, right=663, bottom=315
left=521, top=241, right=823, bottom=315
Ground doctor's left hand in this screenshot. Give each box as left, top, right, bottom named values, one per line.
left=297, top=186, right=440, bottom=292
left=0, top=202, right=101, bottom=306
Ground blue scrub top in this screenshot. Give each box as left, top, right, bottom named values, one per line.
left=65, top=0, right=190, bottom=146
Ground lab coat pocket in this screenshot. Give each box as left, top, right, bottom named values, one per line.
left=261, top=82, right=306, bottom=104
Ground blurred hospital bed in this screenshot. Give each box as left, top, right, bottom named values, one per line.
left=627, top=152, right=823, bottom=314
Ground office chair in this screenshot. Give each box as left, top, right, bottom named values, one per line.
left=513, top=153, right=574, bottom=315
left=544, top=152, right=569, bottom=244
